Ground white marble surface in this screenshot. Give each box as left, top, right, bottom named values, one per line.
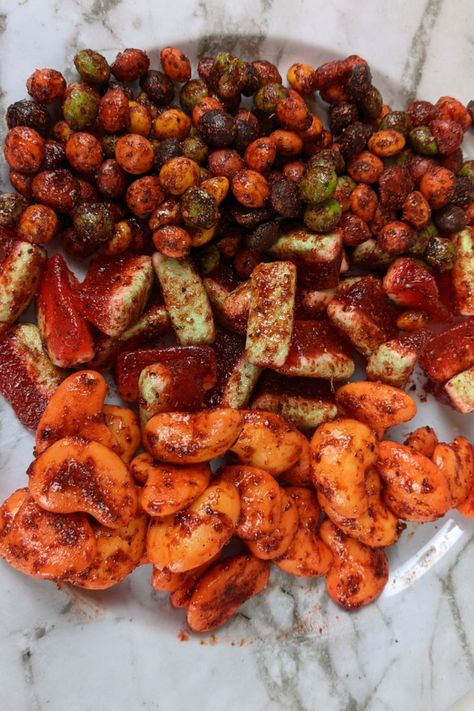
left=0, top=1, right=474, bottom=710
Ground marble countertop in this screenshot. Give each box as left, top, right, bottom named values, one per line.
left=0, top=1, right=474, bottom=710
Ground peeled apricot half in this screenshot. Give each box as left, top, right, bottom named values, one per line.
left=335, top=381, right=416, bottom=438
left=220, top=465, right=282, bottom=540
left=453, top=437, right=474, bottom=516
left=318, top=469, right=402, bottom=548
left=376, top=441, right=451, bottom=521
left=432, top=442, right=471, bottom=508
left=230, top=410, right=303, bottom=475
left=35, top=370, right=114, bottom=454
left=310, top=418, right=377, bottom=518
left=28, top=436, right=138, bottom=528
left=187, top=554, right=269, bottom=632
left=143, top=408, right=243, bottom=463
left=274, top=487, right=333, bottom=577
left=151, top=557, right=219, bottom=598
left=246, top=489, right=299, bottom=560
left=169, top=556, right=221, bottom=609
left=0, top=489, right=96, bottom=580
left=103, top=404, right=141, bottom=464
left=131, top=453, right=211, bottom=517
left=67, top=513, right=147, bottom=589
left=404, top=426, right=438, bottom=458
left=147, top=479, right=240, bottom=573
left=320, top=519, right=388, bottom=610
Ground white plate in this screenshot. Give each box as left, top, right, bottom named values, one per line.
left=0, top=25, right=473, bottom=711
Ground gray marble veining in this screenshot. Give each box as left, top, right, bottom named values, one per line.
left=0, top=1, right=473, bottom=710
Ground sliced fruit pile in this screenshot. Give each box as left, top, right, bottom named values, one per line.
left=0, top=46, right=473, bottom=632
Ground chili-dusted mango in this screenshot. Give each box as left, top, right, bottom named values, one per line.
left=138, top=363, right=180, bottom=425
left=445, top=366, right=474, bottom=414
left=147, top=479, right=240, bottom=572
left=144, top=409, right=243, bottom=464
left=365, top=333, right=428, bottom=389
left=268, top=228, right=343, bottom=289
left=376, top=441, right=451, bottom=521
left=383, top=257, right=448, bottom=321
left=90, top=305, right=170, bottom=369
left=453, top=228, right=474, bottom=315
left=28, top=436, right=138, bottom=528
left=311, top=418, right=377, bottom=518
left=222, top=280, right=251, bottom=334
left=187, top=554, right=269, bottom=632
left=299, top=287, right=336, bottom=316
left=204, top=330, right=260, bottom=409
left=37, top=253, right=95, bottom=368
left=152, top=252, right=215, bottom=345
left=320, top=519, right=389, bottom=610
left=115, top=345, right=216, bottom=405
left=219, top=355, right=262, bottom=409
left=138, top=356, right=216, bottom=424
left=276, top=320, right=354, bottom=380
left=0, top=323, right=64, bottom=430
left=78, top=254, right=153, bottom=338
left=245, top=261, right=296, bottom=369
left=250, top=370, right=337, bottom=430
left=396, top=309, right=429, bottom=332
left=0, top=236, right=46, bottom=335
left=419, top=319, right=474, bottom=382
left=251, top=389, right=337, bottom=430
left=327, top=276, right=397, bottom=356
